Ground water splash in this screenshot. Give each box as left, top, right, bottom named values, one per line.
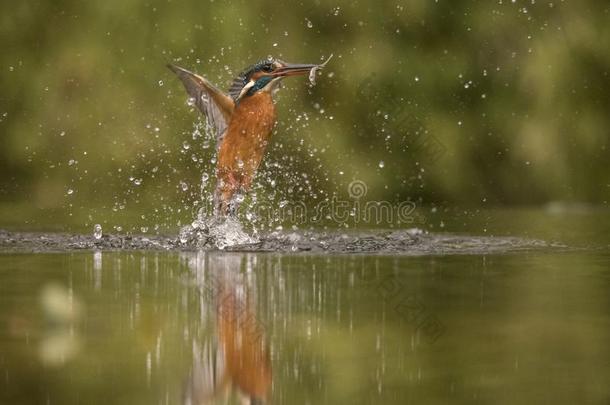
left=93, top=224, right=103, bottom=240
left=0, top=227, right=568, bottom=255
left=179, top=211, right=257, bottom=250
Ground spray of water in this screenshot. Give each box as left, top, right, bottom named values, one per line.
left=179, top=209, right=256, bottom=250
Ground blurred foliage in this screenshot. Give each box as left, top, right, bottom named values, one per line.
left=0, top=0, right=609, bottom=231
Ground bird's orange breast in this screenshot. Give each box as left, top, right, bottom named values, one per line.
left=217, top=92, right=277, bottom=189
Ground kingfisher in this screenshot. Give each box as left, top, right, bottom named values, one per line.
left=168, top=55, right=332, bottom=216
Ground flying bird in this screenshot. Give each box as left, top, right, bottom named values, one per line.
left=168, top=55, right=331, bottom=216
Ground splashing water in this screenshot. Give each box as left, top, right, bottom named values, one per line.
left=93, top=224, right=103, bottom=240
left=179, top=210, right=257, bottom=250
left=0, top=227, right=566, bottom=255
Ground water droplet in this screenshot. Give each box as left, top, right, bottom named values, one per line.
left=67, top=188, right=74, bottom=195
left=134, top=178, right=142, bottom=186
left=93, top=224, right=103, bottom=240
left=158, top=80, right=164, bottom=86
left=378, top=161, right=385, bottom=168
left=182, top=141, right=191, bottom=150
left=306, top=19, right=313, bottom=28
left=180, top=181, right=189, bottom=191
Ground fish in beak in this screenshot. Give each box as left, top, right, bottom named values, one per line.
left=273, top=54, right=333, bottom=84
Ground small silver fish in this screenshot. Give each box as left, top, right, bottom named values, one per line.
left=309, top=54, right=334, bottom=85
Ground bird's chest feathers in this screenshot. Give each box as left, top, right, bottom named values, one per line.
left=218, top=92, right=276, bottom=179
left=228, top=92, right=276, bottom=149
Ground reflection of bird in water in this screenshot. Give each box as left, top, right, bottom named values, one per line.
left=184, top=254, right=271, bottom=404
left=168, top=55, right=331, bottom=216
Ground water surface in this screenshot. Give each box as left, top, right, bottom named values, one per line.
left=1, top=247, right=609, bottom=404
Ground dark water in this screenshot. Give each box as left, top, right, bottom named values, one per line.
left=1, top=210, right=609, bottom=404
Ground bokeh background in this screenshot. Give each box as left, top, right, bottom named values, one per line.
left=1, top=0, right=609, bottom=233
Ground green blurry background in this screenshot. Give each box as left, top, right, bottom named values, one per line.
left=1, top=0, right=609, bottom=233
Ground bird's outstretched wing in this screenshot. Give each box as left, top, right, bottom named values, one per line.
left=167, top=64, right=235, bottom=148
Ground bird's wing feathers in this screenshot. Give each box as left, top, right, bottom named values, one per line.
left=167, top=64, right=234, bottom=148
left=228, top=74, right=247, bottom=101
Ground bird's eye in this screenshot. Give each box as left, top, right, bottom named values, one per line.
left=262, top=64, right=274, bottom=72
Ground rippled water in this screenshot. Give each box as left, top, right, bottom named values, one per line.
left=1, top=210, right=609, bottom=404
left=0, top=228, right=560, bottom=256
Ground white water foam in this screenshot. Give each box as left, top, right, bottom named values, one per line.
left=179, top=212, right=257, bottom=250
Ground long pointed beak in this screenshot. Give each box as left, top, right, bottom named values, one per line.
left=273, top=63, right=319, bottom=77
left=273, top=54, right=333, bottom=77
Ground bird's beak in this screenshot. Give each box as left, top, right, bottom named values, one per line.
left=273, top=63, right=319, bottom=77
left=273, top=55, right=333, bottom=77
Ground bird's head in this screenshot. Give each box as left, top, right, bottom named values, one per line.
left=228, top=57, right=330, bottom=102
